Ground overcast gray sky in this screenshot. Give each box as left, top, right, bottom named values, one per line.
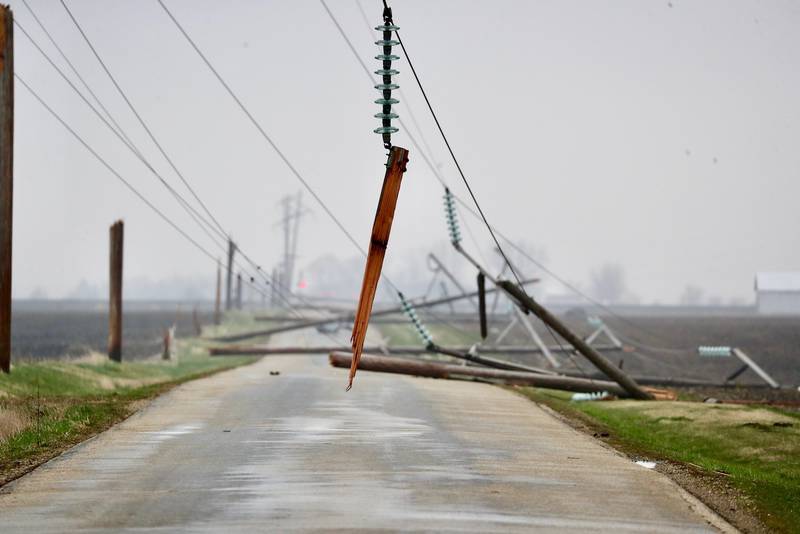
left=8, top=0, right=800, bottom=303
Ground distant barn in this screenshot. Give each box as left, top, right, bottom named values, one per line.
left=755, top=272, right=800, bottom=315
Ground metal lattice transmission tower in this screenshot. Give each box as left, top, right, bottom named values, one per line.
left=275, top=191, right=308, bottom=301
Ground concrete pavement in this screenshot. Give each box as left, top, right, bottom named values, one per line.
left=0, top=330, right=730, bottom=532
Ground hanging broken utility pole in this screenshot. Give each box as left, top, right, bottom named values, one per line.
left=349, top=146, right=408, bottom=389
left=0, top=5, right=12, bottom=374
left=108, top=220, right=124, bottom=362
left=225, top=239, right=235, bottom=310
left=347, top=3, right=409, bottom=390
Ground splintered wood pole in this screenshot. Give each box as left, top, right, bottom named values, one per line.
left=348, top=146, right=409, bottom=390
left=0, top=5, right=12, bottom=374
left=214, top=260, right=221, bottom=325
left=225, top=239, right=235, bottom=310
left=108, top=220, right=124, bottom=362
left=499, top=280, right=653, bottom=400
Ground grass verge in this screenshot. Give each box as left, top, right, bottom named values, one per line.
left=0, top=330, right=256, bottom=487
left=516, top=387, right=800, bottom=533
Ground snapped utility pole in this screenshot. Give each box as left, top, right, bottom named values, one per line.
left=348, top=146, right=409, bottom=389
left=108, top=220, right=124, bottom=362
left=0, top=5, right=12, bottom=374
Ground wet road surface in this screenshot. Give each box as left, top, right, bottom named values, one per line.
left=0, top=331, right=729, bottom=532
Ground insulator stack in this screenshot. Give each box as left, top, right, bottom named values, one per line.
left=398, top=292, right=434, bottom=347
left=443, top=187, right=461, bottom=246
left=587, top=315, right=605, bottom=327
left=373, top=7, right=399, bottom=148
left=697, top=346, right=732, bottom=357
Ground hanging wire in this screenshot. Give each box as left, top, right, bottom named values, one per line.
left=318, top=0, right=691, bottom=354
left=155, top=0, right=420, bottom=307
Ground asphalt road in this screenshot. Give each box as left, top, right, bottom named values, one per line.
left=0, top=331, right=730, bottom=532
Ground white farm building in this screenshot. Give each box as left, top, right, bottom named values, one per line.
left=755, top=272, right=800, bottom=315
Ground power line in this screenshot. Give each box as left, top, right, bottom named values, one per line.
left=14, top=19, right=228, bottom=252
left=17, top=7, right=304, bottom=307
left=17, top=74, right=220, bottom=268
left=20, top=0, right=136, bottom=150
left=391, top=25, right=525, bottom=294
left=155, top=0, right=415, bottom=308
left=17, top=72, right=347, bottom=335
left=60, top=0, right=229, bottom=241
left=156, top=0, right=368, bottom=261
left=319, top=1, right=682, bottom=350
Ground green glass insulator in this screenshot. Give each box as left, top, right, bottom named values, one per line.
left=374, top=83, right=399, bottom=91
left=374, top=24, right=400, bottom=31
left=375, top=54, right=400, bottom=61
left=374, top=69, right=400, bottom=76
left=374, top=112, right=399, bottom=119
left=374, top=98, right=400, bottom=105
left=374, top=126, right=399, bottom=134
left=375, top=39, right=400, bottom=47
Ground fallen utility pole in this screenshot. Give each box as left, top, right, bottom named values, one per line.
left=210, top=279, right=537, bottom=342
left=208, top=343, right=620, bottom=357
left=108, top=220, right=123, bottom=362
left=211, top=343, right=554, bottom=375
left=428, top=343, right=554, bottom=375
left=0, top=5, right=12, bottom=374
left=499, top=281, right=653, bottom=400
left=329, top=352, right=628, bottom=396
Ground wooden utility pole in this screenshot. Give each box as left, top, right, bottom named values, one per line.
left=0, top=5, right=12, bottom=374
left=348, top=146, right=409, bottom=389
left=330, top=352, right=629, bottom=396
left=214, top=260, right=221, bottom=325
left=108, top=220, right=124, bottom=362
left=225, top=239, right=235, bottom=310
left=499, top=281, right=653, bottom=400
left=235, top=272, right=242, bottom=310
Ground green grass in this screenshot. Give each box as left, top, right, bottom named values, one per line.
left=377, top=322, right=480, bottom=348
left=518, top=388, right=800, bottom=532
left=0, top=316, right=257, bottom=486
